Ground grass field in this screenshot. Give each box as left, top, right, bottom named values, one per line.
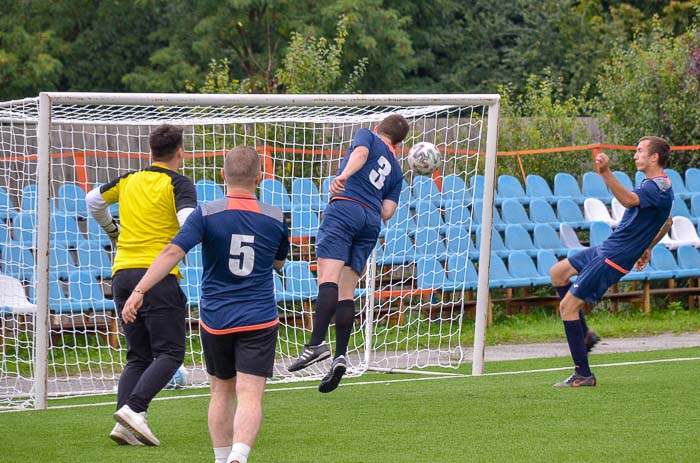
left=1, top=347, right=698, bottom=462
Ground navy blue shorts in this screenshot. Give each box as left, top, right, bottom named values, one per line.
left=200, top=324, right=278, bottom=379
left=315, top=199, right=381, bottom=275
left=568, top=246, right=627, bottom=303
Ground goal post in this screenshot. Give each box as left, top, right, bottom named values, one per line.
left=0, top=92, right=499, bottom=410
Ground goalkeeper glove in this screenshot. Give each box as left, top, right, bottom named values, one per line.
left=104, top=219, right=120, bottom=240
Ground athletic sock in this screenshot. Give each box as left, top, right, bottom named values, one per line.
left=228, top=442, right=251, bottom=463
left=579, top=309, right=590, bottom=336
left=333, top=299, right=356, bottom=358
left=214, top=446, right=232, bottom=463
left=554, top=283, right=571, bottom=300
left=563, top=319, right=592, bottom=377
left=309, top=282, right=338, bottom=346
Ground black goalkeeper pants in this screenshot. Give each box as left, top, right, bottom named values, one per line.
left=112, top=268, right=187, bottom=413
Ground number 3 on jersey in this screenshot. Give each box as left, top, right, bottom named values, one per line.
left=229, top=234, right=255, bottom=276
left=369, top=156, right=391, bottom=189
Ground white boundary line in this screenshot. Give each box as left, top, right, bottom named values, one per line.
left=3, top=355, right=697, bottom=414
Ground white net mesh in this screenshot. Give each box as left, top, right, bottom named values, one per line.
left=0, top=95, right=495, bottom=409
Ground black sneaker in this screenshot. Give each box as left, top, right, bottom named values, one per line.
left=318, top=355, right=347, bottom=393
left=553, top=372, right=597, bottom=388
left=585, top=330, right=601, bottom=353
left=287, top=343, right=331, bottom=372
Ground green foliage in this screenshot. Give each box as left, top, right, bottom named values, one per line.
left=276, top=17, right=367, bottom=94
left=497, top=74, right=594, bottom=182
left=596, top=16, right=700, bottom=171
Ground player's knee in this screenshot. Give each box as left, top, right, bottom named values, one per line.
left=550, top=260, right=571, bottom=287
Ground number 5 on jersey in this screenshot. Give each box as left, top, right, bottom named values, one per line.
left=229, top=234, right=255, bottom=276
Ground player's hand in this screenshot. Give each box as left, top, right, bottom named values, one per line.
left=595, top=152, right=610, bottom=174
left=634, top=249, right=650, bottom=271
left=105, top=219, right=120, bottom=249
left=330, top=174, right=348, bottom=195
left=121, top=291, right=144, bottom=324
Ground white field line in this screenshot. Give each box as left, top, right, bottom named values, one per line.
left=3, top=356, right=699, bottom=414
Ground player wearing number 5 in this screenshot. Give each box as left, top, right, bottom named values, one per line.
left=288, top=114, right=409, bottom=393
left=121, top=146, right=288, bottom=463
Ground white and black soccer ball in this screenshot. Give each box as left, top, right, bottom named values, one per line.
left=407, top=142, right=441, bottom=176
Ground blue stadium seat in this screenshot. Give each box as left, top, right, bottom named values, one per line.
left=380, top=202, right=416, bottom=238
left=649, top=244, right=696, bottom=279
left=291, top=178, right=323, bottom=212
left=671, top=198, right=698, bottom=226
left=589, top=221, right=612, bottom=247
left=273, top=271, right=296, bottom=303
left=677, top=245, right=700, bottom=277
left=665, top=168, right=692, bottom=201
left=67, top=270, right=115, bottom=312
left=445, top=226, right=479, bottom=259
left=0, top=224, right=10, bottom=249
left=413, top=200, right=447, bottom=234
left=85, top=217, right=114, bottom=249
left=415, top=256, right=449, bottom=291
left=51, top=214, right=85, bottom=248
left=378, top=229, right=416, bottom=265
left=56, top=184, right=89, bottom=217
left=529, top=199, right=560, bottom=228
left=635, top=171, right=645, bottom=188
left=559, top=223, right=586, bottom=250
left=259, top=179, right=292, bottom=212
left=553, top=173, right=585, bottom=205
left=533, top=224, right=568, bottom=257
left=181, top=266, right=202, bottom=306
left=488, top=254, right=532, bottom=288
left=497, top=175, right=529, bottom=205
left=12, top=213, right=36, bottom=247
left=186, top=244, right=203, bottom=270
left=504, top=224, right=538, bottom=257
left=556, top=198, right=588, bottom=230
left=195, top=179, right=224, bottom=205
left=691, top=194, right=700, bottom=218
left=321, top=177, right=334, bottom=206
left=582, top=172, right=612, bottom=204
left=0, top=187, right=18, bottom=222
left=412, top=175, right=442, bottom=209
left=441, top=174, right=469, bottom=209
left=612, top=171, right=634, bottom=191
left=526, top=174, right=556, bottom=204
left=284, top=261, right=318, bottom=300
left=28, top=274, right=80, bottom=313
left=443, top=204, right=473, bottom=234
left=51, top=246, right=77, bottom=281
left=396, top=179, right=417, bottom=209
left=413, top=228, right=448, bottom=262
left=290, top=210, right=320, bottom=238
left=472, top=200, right=506, bottom=232
left=475, top=228, right=509, bottom=258
left=536, top=250, right=559, bottom=279
left=501, top=199, right=536, bottom=231
left=1, top=245, right=34, bottom=282
left=685, top=168, right=700, bottom=194
left=76, top=241, right=112, bottom=279
left=20, top=184, right=38, bottom=213
left=508, top=251, right=550, bottom=286
left=471, top=175, right=502, bottom=206
left=445, top=254, right=479, bottom=291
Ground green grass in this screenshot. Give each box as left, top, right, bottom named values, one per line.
left=2, top=348, right=699, bottom=462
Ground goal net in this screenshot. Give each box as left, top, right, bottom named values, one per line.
left=0, top=93, right=499, bottom=410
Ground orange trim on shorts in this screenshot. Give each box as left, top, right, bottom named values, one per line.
left=200, top=318, right=279, bottom=335
left=226, top=194, right=260, bottom=213
left=329, top=196, right=371, bottom=210
left=604, top=258, right=629, bottom=274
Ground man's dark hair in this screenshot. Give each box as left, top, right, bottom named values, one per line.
left=377, top=115, right=409, bottom=145
left=149, top=124, right=184, bottom=161
left=639, top=136, right=671, bottom=168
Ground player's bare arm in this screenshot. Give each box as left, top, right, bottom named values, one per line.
left=330, top=146, right=370, bottom=194
left=634, top=215, right=673, bottom=270
left=380, top=199, right=398, bottom=222
left=596, top=152, right=640, bottom=207
left=121, top=243, right=186, bottom=323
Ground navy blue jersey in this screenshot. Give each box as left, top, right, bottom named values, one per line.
left=599, top=175, right=673, bottom=270
left=331, top=128, right=403, bottom=214
left=170, top=194, right=289, bottom=333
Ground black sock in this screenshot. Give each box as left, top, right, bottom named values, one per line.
left=334, top=300, right=356, bottom=358
left=555, top=283, right=571, bottom=300
left=309, top=282, right=338, bottom=346
left=563, top=319, right=592, bottom=377
left=579, top=309, right=589, bottom=336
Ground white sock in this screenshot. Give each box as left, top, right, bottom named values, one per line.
left=214, top=446, right=232, bottom=463
left=227, top=442, right=251, bottom=463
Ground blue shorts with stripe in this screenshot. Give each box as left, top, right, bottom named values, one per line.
left=568, top=246, right=628, bottom=303
left=316, top=199, right=381, bottom=275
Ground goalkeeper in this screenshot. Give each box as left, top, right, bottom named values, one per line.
left=86, top=124, right=196, bottom=446
left=287, top=114, right=409, bottom=393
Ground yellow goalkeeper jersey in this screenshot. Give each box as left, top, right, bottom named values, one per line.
left=99, top=162, right=197, bottom=277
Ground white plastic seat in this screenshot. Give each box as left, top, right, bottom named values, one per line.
left=670, top=216, right=700, bottom=247
left=583, top=197, right=618, bottom=228
left=610, top=198, right=626, bottom=223
left=0, top=275, right=37, bottom=314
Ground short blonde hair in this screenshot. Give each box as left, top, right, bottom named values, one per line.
left=224, top=146, right=260, bottom=185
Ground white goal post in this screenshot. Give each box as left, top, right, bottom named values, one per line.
left=0, top=93, right=499, bottom=410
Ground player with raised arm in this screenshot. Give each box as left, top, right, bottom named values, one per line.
left=86, top=124, right=196, bottom=446
left=121, top=146, right=289, bottom=463
left=287, top=114, right=410, bottom=393
left=549, top=136, right=674, bottom=387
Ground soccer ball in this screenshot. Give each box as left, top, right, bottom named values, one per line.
left=165, top=365, right=189, bottom=389
left=407, top=142, right=441, bottom=175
